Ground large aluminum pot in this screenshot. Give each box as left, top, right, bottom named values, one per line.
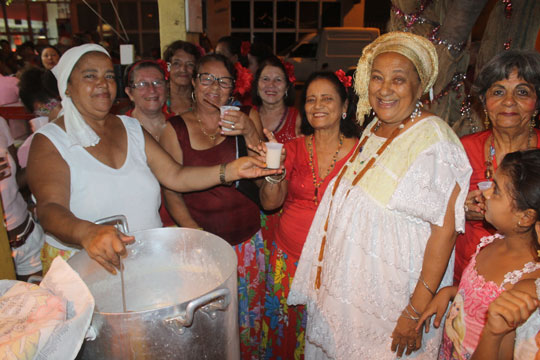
left=68, top=217, right=239, bottom=360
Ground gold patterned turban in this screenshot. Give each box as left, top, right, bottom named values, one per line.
left=354, top=31, right=438, bottom=124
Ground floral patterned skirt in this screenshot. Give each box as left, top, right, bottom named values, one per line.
left=235, top=229, right=267, bottom=360
left=261, top=240, right=306, bottom=360
left=41, top=242, right=75, bottom=275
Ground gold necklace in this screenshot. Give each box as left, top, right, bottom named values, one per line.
left=196, top=111, right=220, bottom=141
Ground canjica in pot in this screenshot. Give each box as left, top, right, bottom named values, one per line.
left=68, top=220, right=240, bottom=360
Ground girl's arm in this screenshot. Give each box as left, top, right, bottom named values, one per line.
left=472, top=280, right=539, bottom=360
left=416, top=285, right=458, bottom=333
left=391, top=184, right=460, bottom=357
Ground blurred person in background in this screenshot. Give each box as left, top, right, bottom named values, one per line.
left=163, top=40, right=202, bottom=116
left=39, top=45, right=61, bottom=70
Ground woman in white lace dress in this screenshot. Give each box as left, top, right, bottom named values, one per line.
left=288, top=32, right=472, bottom=359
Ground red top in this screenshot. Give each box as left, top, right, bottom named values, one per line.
left=168, top=116, right=260, bottom=245
left=254, top=106, right=299, bottom=144
left=454, top=128, right=540, bottom=283
left=275, top=136, right=358, bottom=258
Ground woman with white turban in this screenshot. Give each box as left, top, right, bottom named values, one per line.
left=288, top=32, right=472, bottom=358
left=27, top=44, right=277, bottom=274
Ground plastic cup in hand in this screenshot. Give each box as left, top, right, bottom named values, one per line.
left=265, top=142, right=283, bottom=169
left=477, top=181, right=493, bottom=191
left=220, top=106, right=239, bottom=132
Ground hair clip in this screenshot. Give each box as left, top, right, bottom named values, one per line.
left=335, top=69, right=352, bottom=89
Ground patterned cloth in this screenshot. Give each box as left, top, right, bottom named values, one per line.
left=440, top=234, right=540, bottom=359
left=235, top=230, right=267, bottom=360
left=40, top=242, right=74, bottom=275
left=261, top=241, right=306, bottom=360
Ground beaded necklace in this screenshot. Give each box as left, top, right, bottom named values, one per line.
left=315, top=115, right=415, bottom=289
left=484, top=129, right=534, bottom=180
left=307, top=133, right=344, bottom=204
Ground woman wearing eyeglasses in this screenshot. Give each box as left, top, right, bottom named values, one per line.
left=163, top=40, right=201, bottom=116
left=160, top=53, right=266, bottom=358
left=124, top=60, right=188, bottom=227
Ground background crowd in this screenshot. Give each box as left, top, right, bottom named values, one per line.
left=1, top=25, right=540, bottom=360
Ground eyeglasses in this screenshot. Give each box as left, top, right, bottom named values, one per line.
left=131, top=80, right=166, bottom=89
left=197, top=73, right=235, bottom=89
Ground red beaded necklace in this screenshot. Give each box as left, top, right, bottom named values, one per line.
left=307, top=133, right=344, bottom=204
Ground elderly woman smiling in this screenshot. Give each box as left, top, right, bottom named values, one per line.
left=27, top=44, right=276, bottom=274
left=288, top=32, right=472, bottom=359
left=455, top=50, right=540, bottom=284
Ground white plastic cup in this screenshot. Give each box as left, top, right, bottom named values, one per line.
left=220, top=106, right=239, bottom=132
left=265, top=142, right=283, bottom=169
left=477, top=181, right=493, bottom=191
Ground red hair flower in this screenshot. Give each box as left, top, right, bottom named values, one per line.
left=155, top=59, right=170, bottom=81
left=282, top=60, right=296, bottom=84
left=233, top=62, right=253, bottom=96
left=334, top=69, right=352, bottom=89
left=241, top=41, right=251, bottom=57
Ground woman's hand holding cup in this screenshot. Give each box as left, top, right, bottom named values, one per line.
left=464, top=182, right=492, bottom=221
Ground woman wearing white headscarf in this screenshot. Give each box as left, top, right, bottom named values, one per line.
left=288, top=32, right=472, bottom=359
left=27, top=44, right=275, bottom=274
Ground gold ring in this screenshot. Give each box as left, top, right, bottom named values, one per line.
left=231, top=123, right=235, bottom=129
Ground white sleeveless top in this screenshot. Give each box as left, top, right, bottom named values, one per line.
left=36, top=115, right=162, bottom=251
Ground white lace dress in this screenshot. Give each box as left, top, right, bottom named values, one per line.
left=288, top=116, right=472, bottom=359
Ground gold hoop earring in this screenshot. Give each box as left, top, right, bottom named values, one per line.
left=484, top=109, right=490, bottom=129
left=532, top=111, right=538, bottom=128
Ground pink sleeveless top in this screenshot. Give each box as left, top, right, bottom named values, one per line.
left=439, top=234, right=540, bottom=359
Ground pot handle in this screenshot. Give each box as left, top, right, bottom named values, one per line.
left=94, top=215, right=129, bottom=234
left=164, top=288, right=231, bottom=329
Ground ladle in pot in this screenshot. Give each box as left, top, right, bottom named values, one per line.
left=95, top=215, right=130, bottom=313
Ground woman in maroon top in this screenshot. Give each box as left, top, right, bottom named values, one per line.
left=456, top=50, right=540, bottom=284
left=160, top=53, right=266, bottom=359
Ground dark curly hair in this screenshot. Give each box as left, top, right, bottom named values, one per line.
left=299, top=71, right=360, bottom=138
left=18, top=67, right=59, bottom=113
left=193, top=53, right=236, bottom=82
left=163, top=40, right=201, bottom=63
left=251, top=56, right=294, bottom=107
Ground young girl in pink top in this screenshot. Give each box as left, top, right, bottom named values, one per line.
left=417, top=149, right=540, bottom=359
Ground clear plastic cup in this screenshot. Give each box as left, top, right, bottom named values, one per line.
left=477, top=181, right=493, bottom=191
left=265, top=142, right=283, bottom=169
left=220, top=106, right=239, bottom=132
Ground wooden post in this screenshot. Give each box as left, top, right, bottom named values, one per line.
left=0, top=205, right=16, bottom=280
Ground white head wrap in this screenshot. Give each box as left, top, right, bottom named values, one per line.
left=52, top=44, right=110, bottom=147
left=354, top=32, right=438, bottom=125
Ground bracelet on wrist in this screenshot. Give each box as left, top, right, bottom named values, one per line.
left=419, top=274, right=436, bottom=296
left=265, top=169, right=286, bottom=184
left=219, top=163, right=233, bottom=186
